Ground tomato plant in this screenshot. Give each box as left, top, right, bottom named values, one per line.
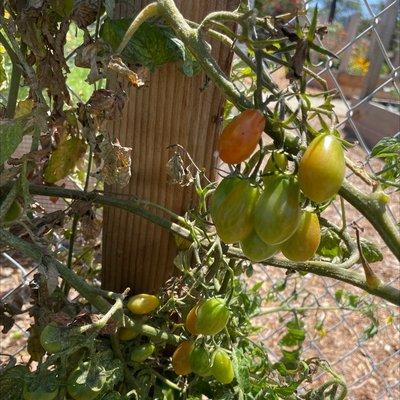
left=67, top=362, right=107, bottom=400
left=118, top=327, right=139, bottom=341
left=23, top=373, right=59, bottom=400
left=211, top=177, right=259, bottom=243
left=129, top=343, right=155, bottom=362
left=127, top=294, right=159, bottom=315
left=281, top=212, right=321, bottom=261
left=298, top=134, right=346, bottom=203
left=189, top=345, right=212, bottom=377
left=195, top=298, right=230, bottom=335
left=40, top=324, right=67, bottom=354
left=211, top=349, right=234, bottom=384
left=254, top=175, right=301, bottom=245
left=240, top=229, right=279, bottom=262
left=218, top=109, right=265, bottom=164
left=171, top=341, right=193, bottom=376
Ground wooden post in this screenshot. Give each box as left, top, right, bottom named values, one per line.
left=338, top=12, right=361, bottom=73
left=359, top=1, right=398, bottom=98
left=102, top=1, right=238, bottom=293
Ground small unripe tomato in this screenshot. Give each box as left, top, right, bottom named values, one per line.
left=240, top=229, right=279, bottom=262
left=67, top=362, right=106, bottom=400
left=129, top=343, right=155, bottom=362
left=211, top=349, right=234, bottom=384
left=196, top=298, right=230, bottom=336
left=263, top=152, right=288, bottom=185
left=185, top=305, right=199, bottom=335
left=118, top=327, right=139, bottom=341
left=127, top=294, right=159, bottom=315
left=40, top=323, right=65, bottom=354
left=254, top=175, right=301, bottom=245
left=298, top=134, right=345, bottom=203
left=218, top=109, right=265, bottom=164
left=281, top=212, right=321, bottom=262
left=210, top=177, right=259, bottom=244
left=172, top=341, right=193, bottom=376
left=189, top=346, right=212, bottom=377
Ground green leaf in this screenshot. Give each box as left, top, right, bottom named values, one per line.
left=371, top=137, right=400, bottom=158
left=100, top=19, right=193, bottom=72
left=0, top=119, right=26, bottom=165
left=0, top=52, right=6, bottom=86
left=309, top=41, right=338, bottom=59
left=0, top=365, right=28, bottom=400
left=360, top=239, right=383, bottom=263
left=316, top=227, right=343, bottom=260
left=307, top=7, right=318, bottom=42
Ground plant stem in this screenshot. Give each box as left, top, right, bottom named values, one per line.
left=5, top=60, right=21, bottom=118
left=3, top=182, right=398, bottom=306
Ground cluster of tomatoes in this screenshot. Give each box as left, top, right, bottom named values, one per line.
left=172, top=298, right=233, bottom=384
left=214, top=109, right=346, bottom=262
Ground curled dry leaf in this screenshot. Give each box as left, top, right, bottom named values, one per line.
left=107, top=56, right=146, bottom=87
left=71, top=0, right=103, bottom=29
left=86, top=89, right=126, bottom=120
left=81, top=213, right=102, bottom=241
left=166, top=152, right=193, bottom=187
left=99, top=137, right=132, bottom=187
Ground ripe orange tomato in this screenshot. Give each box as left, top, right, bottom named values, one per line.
left=281, top=212, right=321, bottom=261
left=172, top=341, right=193, bottom=376
left=185, top=305, right=199, bottom=335
left=298, top=134, right=345, bottom=203
left=218, top=109, right=265, bottom=164
left=254, top=175, right=301, bottom=245
left=127, top=294, right=159, bottom=315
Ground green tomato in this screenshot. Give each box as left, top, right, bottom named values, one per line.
left=1, top=199, right=22, bottom=223
left=195, top=298, right=230, bottom=336
left=281, top=211, right=321, bottom=262
left=240, top=229, right=279, bottom=262
left=23, top=372, right=59, bottom=400
left=67, top=362, right=107, bottom=400
left=211, top=177, right=259, bottom=244
left=189, top=346, right=211, bottom=377
left=211, top=349, right=234, bottom=384
left=130, top=343, right=155, bottom=362
left=298, top=133, right=345, bottom=203
left=263, top=152, right=288, bottom=184
left=40, top=323, right=66, bottom=354
left=254, top=175, right=301, bottom=245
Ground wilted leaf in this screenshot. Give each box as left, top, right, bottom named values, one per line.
left=107, top=56, right=145, bottom=87
left=0, top=119, right=26, bottom=165
left=291, top=39, right=308, bottom=78
left=43, top=136, right=87, bottom=183
left=86, top=89, right=126, bottom=119
left=166, top=152, right=193, bottom=186
left=99, top=137, right=132, bottom=187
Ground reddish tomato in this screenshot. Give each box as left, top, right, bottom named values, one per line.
left=127, top=294, right=159, bottom=315
left=254, top=175, right=301, bottom=245
left=211, top=178, right=259, bottom=244
left=211, top=349, right=234, bottom=384
left=240, top=229, right=278, bottom=262
left=218, top=109, right=265, bottom=164
left=298, top=134, right=345, bottom=203
left=172, top=341, right=193, bottom=376
left=281, top=212, right=321, bottom=261
left=196, top=298, right=230, bottom=336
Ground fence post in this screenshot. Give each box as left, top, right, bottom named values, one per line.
left=338, top=12, right=361, bottom=73
left=359, top=1, right=398, bottom=98
left=102, top=1, right=238, bottom=294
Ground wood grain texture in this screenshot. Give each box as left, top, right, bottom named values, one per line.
left=102, top=0, right=238, bottom=293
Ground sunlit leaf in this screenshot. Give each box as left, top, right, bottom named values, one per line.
left=0, top=119, right=26, bottom=165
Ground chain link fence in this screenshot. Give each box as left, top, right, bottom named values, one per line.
left=1, top=0, right=399, bottom=398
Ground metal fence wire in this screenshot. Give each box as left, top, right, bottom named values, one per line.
left=0, top=0, right=399, bottom=399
